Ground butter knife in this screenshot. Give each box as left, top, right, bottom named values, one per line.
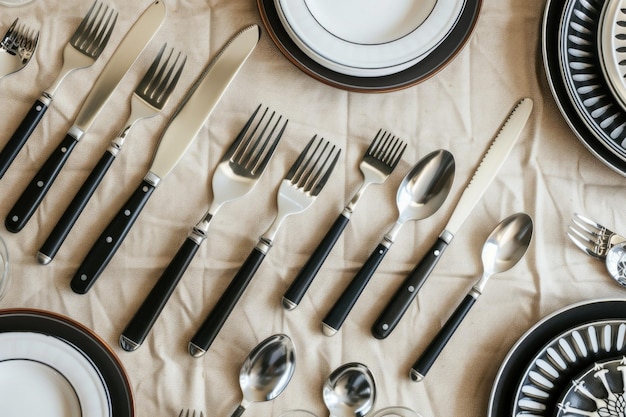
left=69, top=24, right=261, bottom=294
left=371, top=97, right=534, bottom=339
left=4, top=0, right=166, bottom=233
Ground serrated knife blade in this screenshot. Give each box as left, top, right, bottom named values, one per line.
left=371, top=97, right=534, bottom=339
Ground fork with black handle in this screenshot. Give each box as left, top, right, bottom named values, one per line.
left=0, top=1, right=116, bottom=179
left=37, top=45, right=186, bottom=265
left=119, top=106, right=286, bottom=352
left=188, top=136, right=341, bottom=358
left=282, top=130, right=405, bottom=310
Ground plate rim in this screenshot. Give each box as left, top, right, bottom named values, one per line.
left=0, top=308, right=134, bottom=417
left=257, top=0, right=482, bottom=92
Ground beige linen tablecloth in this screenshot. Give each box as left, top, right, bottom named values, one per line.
left=1, top=0, right=625, bottom=416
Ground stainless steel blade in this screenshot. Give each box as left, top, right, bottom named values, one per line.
left=71, top=0, right=166, bottom=137
left=442, top=97, right=533, bottom=238
left=145, top=24, right=260, bottom=185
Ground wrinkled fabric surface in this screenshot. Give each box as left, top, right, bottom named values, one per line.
left=1, top=0, right=625, bottom=416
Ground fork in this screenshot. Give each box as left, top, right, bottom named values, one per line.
left=118, top=105, right=286, bottom=352
left=282, top=130, right=405, bottom=310
left=178, top=410, right=203, bottom=417
left=0, top=18, right=39, bottom=80
left=36, top=45, right=186, bottom=265
left=188, top=136, right=341, bottom=357
left=567, top=213, right=626, bottom=259
left=0, top=1, right=117, bottom=179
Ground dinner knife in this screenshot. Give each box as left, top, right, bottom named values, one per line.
left=69, top=24, right=261, bottom=294
left=4, top=0, right=166, bottom=233
left=371, top=97, right=533, bottom=339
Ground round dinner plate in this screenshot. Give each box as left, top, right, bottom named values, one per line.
left=274, top=0, right=466, bottom=77
left=257, top=0, right=482, bottom=92
left=488, top=299, right=626, bottom=416
left=542, top=0, right=626, bottom=176
left=0, top=309, right=133, bottom=417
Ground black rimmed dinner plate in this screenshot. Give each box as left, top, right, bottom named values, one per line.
left=257, top=0, right=482, bottom=93
left=488, top=299, right=626, bottom=416
left=0, top=309, right=133, bottom=417
left=542, top=0, right=626, bottom=176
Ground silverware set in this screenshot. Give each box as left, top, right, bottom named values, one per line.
left=567, top=213, right=626, bottom=285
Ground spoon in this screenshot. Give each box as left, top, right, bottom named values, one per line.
left=322, top=149, right=455, bottom=336
left=323, top=362, right=376, bottom=417
left=230, top=334, right=296, bottom=417
left=409, top=212, right=533, bottom=382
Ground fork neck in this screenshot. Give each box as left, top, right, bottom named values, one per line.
left=343, top=181, right=371, bottom=217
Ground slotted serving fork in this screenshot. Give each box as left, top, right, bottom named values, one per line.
left=118, top=105, right=287, bottom=352
left=188, top=136, right=341, bottom=357
left=567, top=213, right=625, bottom=259
left=0, top=18, right=39, bottom=80
left=282, top=130, right=405, bottom=310
left=0, top=1, right=117, bottom=179
left=36, top=44, right=186, bottom=265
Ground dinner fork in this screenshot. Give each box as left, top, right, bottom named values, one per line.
left=567, top=213, right=626, bottom=259
left=178, top=410, right=203, bottom=417
left=0, top=1, right=117, bottom=179
left=36, top=45, right=186, bottom=265
left=0, top=18, right=39, bottom=80
left=188, top=136, right=341, bottom=357
left=118, top=106, right=286, bottom=352
left=282, top=130, right=405, bottom=310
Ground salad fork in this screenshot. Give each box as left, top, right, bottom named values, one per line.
left=37, top=45, right=186, bottom=265
left=282, top=130, right=405, bottom=310
left=0, top=1, right=117, bottom=179
left=188, top=136, right=341, bottom=357
left=567, top=213, right=625, bottom=259
left=119, top=105, right=287, bottom=352
left=0, top=18, right=39, bottom=80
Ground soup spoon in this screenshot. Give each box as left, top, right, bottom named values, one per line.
left=323, top=362, right=376, bottom=417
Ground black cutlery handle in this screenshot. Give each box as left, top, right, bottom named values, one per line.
left=282, top=213, right=350, bottom=310
left=120, top=237, right=201, bottom=351
left=189, top=246, right=266, bottom=357
left=70, top=179, right=155, bottom=294
left=371, top=237, right=449, bottom=339
left=410, top=293, right=476, bottom=382
left=0, top=98, right=49, bottom=179
left=322, top=242, right=389, bottom=336
left=5, top=133, right=78, bottom=233
left=38, top=150, right=117, bottom=264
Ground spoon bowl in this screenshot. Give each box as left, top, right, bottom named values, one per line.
left=323, top=362, right=376, bottom=417
left=231, top=334, right=296, bottom=417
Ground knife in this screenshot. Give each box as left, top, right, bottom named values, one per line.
left=69, top=24, right=261, bottom=294
left=4, top=0, right=166, bottom=233
left=371, top=97, right=533, bottom=339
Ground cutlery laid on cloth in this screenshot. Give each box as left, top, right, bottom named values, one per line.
left=410, top=212, right=533, bottom=382
left=371, top=97, right=533, bottom=340
left=37, top=45, right=186, bottom=265
left=119, top=105, right=286, bottom=352
left=0, top=2, right=115, bottom=179
left=0, top=18, right=38, bottom=81
left=5, top=0, right=166, bottom=233
left=282, top=130, right=406, bottom=311
left=188, top=135, right=341, bottom=357
left=321, top=149, right=455, bottom=337
left=567, top=213, right=626, bottom=286
left=69, top=24, right=261, bottom=294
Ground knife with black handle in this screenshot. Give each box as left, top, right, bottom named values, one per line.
left=4, top=0, right=166, bottom=233
left=69, top=24, right=261, bottom=294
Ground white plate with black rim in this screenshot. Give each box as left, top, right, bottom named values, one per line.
left=0, top=309, right=133, bottom=417
left=273, top=0, right=466, bottom=77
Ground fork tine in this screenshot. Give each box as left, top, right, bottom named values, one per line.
left=366, top=129, right=406, bottom=168
left=288, top=136, right=341, bottom=196
left=71, top=1, right=118, bottom=59
left=137, top=44, right=186, bottom=107
left=567, top=228, right=601, bottom=258
left=223, top=104, right=263, bottom=162
left=572, top=212, right=607, bottom=234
